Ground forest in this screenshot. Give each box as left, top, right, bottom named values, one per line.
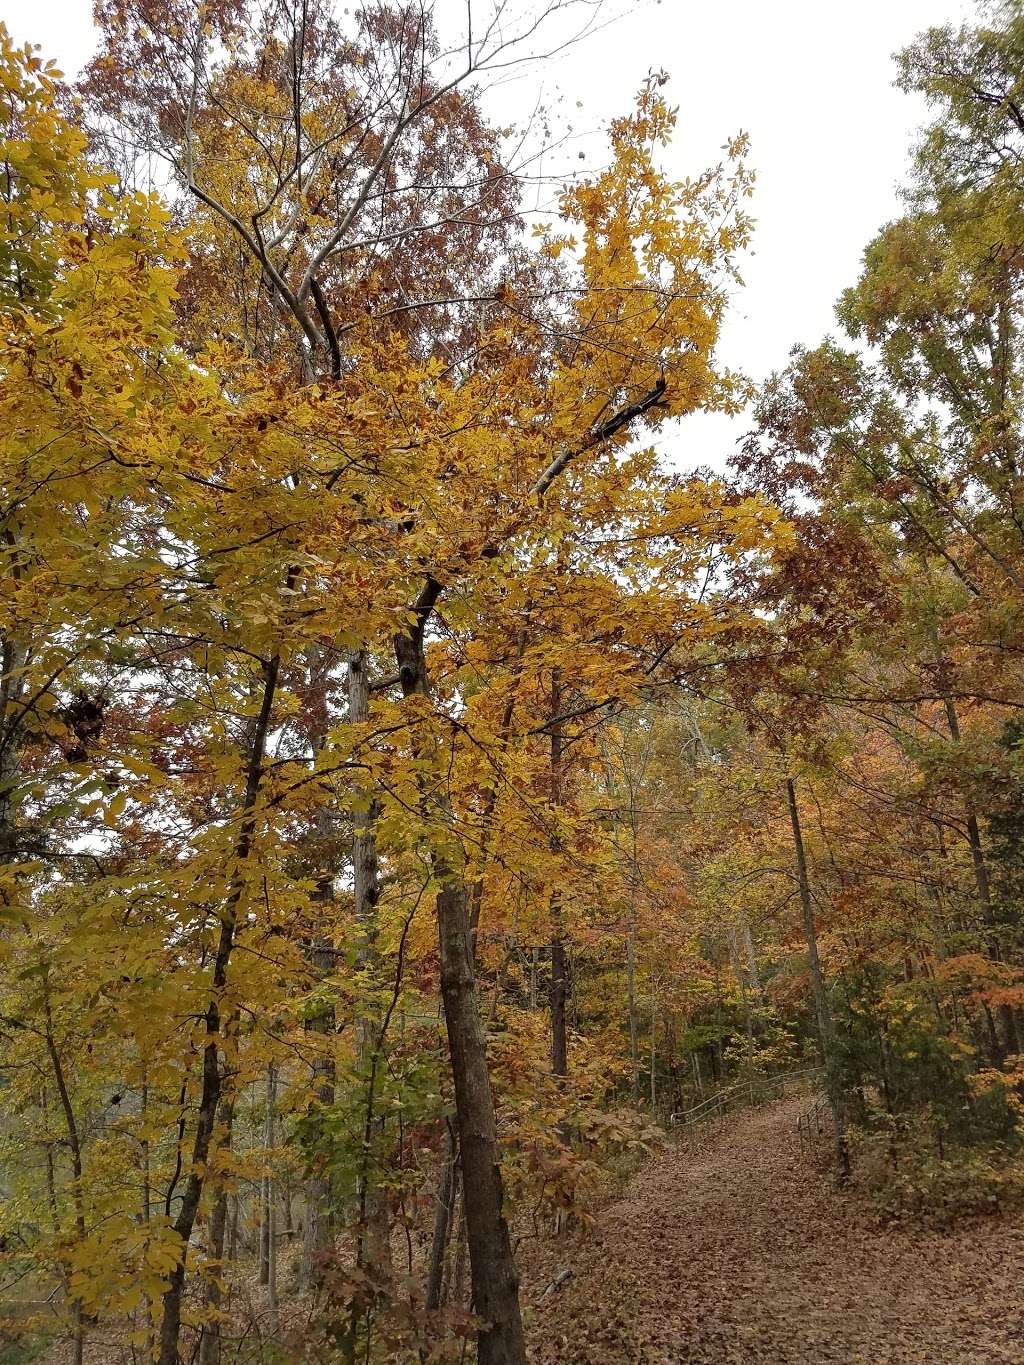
left=2, top=1, right=1024, bottom=1362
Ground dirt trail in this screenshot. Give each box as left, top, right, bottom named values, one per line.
left=520, top=1095, right=1024, bottom=1363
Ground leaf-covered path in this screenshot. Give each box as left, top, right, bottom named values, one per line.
left=521, top=1096, right=1024, bottom=1363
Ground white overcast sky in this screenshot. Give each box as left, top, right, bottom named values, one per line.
left=2, top=0, right=978, bottom=470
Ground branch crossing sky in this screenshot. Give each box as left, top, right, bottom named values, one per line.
left=4, top=0, right=977, bottom=469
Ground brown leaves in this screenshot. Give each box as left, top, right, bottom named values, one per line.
left=523, top=1098, right=1024, bottom=1363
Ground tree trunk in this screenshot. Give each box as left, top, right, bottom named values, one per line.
left=393, top=579, right=526, bottom=1365
left=649, top=996, right=657, bottom=1108
left=711, top=954, right=725, bottom=1081
left=436, top=879, right=526, bottom=1363
left=300, top=649, right=343, bottom=1290
left=943, top=694, right=1019, bottom=1058
left=741, top=913, right=762, bottom=996
left=425, top=1123, right=458, bottom=1311
left=0, top=631, right=28, bottom=861
left=550, top=937, right=569, bottom=1079
left=626, top=772, right=640, bottom=1094
left=227, top=1195, right=238, bottom=1264
left=158, top=655, right=280, bottom=1365
left=451, top=1193, right=468, bottom=1308
left=267, top=1084, right=279, bottom=1333
left=259, top=1064, right=277, bottom=1306
left=301, top=807, right=337, bottom=1284
left=787, top=776, right=850, bottom=1184
left=730, top=926, right=755, bottom=1055
left=198, top=1096, right=235, bottom=1365
left=283, top=1181, right=294, bottom=1242
left=549, top=668, right=568, bottom=1080
left=141, top=1077, right=156, bottom=1357
left=348, top=650, right=392, bottom=1287
left=43, top=986, right=85, bottom=1365
left=626, top=913, right=638, bottom=1095
left=467, top=634, right=527, bottom=948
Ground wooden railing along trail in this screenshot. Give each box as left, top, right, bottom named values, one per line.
left=669, top=1066, right=825, bottom=1139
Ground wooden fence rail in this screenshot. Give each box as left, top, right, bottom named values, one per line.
left=796, top=1090, right=834, bottom=1151
left=669, top=1065, right=825, bottom=1134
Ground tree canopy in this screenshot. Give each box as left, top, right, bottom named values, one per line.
left=4, top=4, right=1024, bottom=1364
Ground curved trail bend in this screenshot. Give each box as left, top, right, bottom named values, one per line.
left=521, top=1095, right=1024, bottom=1364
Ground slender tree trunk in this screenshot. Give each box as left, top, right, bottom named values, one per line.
left=741, top=913, right=762, bottom=996
left=451, top=1193, right=468, bottom=1308
left=982, top=999, right=1003, bottom=1062
left=787, top=777, right=850, bottom=1185
left=260, top=1188, right=269, bottom=1282
left=299, top=644, right=342, bottom=1283
left=159, top=655, right=280, bottom=1365
left=259, top=1064, right=277, bottom=1302
left=198, top=1096, right=235, bottom=1365
left=267, top=1070, right=279, bottom=1335
left=649, top=996, right=657, bottom=1108
left=550, top=937, right=569, bottom=1078
left=943, top=694, right=1019, bottom=1058
left=300, top=1013, right=335, bottom=1285
left=425, top=1123, right=458, bottom=1311
left=301, top=933, right=336, bottom=1286
left=141, top=1077, right=156, bottom=1357
left=42, top=986, right=85, bottom=1365
left=665, top=1014, right=680, bottom=1112
left=730, top=926, right=755, bottom=1055
left=626, top=921, right=639, bottom=1093
left=549, top=668, right=568, bottom=1079
left=348, top=650, right=392, bottom=1288
left=626, top=772, right=641, bottom=1094
left=283, top=1181, right=294, bottom=1242
left=0, top=630, right=28, bottom=859
left=227, top=1196, right=239, bottom=1264
left=711, top=955, right=725, bottom=1081
left=268, top=1224, right=279, bottom=1332
left=393, top=580, right=526, bottom=1365
left=467, top=634, right=527, bottom=948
